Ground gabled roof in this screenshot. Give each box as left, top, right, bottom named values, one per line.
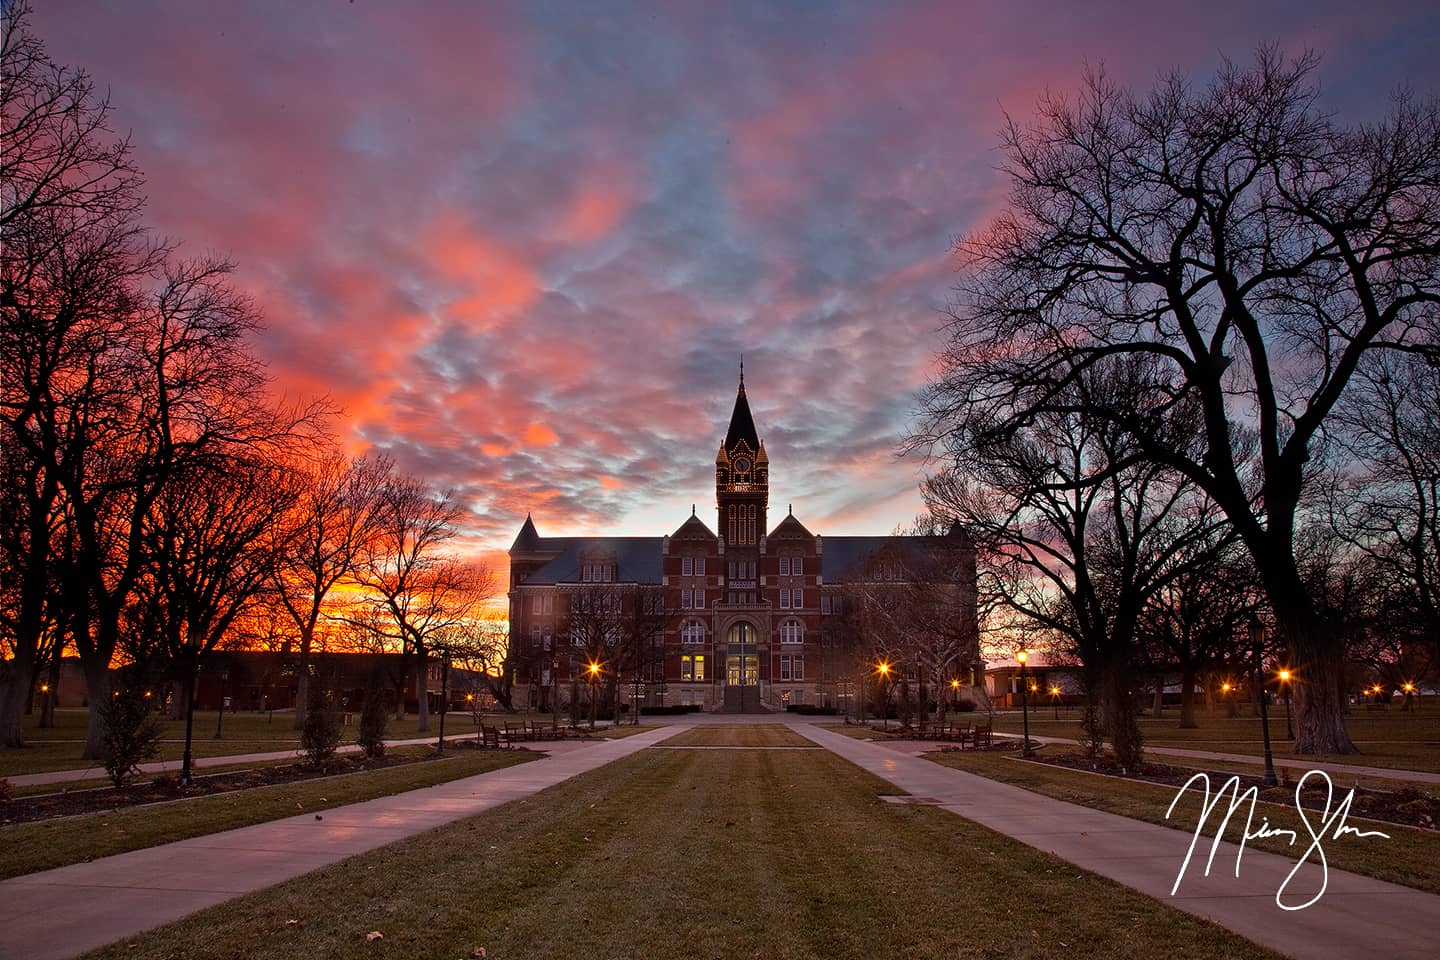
left=768, top=513, right=813, bottom=539
left=672, top=513, right=717, bottom=540
left=512, top=537, right=664, bottom=586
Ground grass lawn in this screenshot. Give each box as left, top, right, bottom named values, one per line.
left=658, top=724, right=816, bottom=746
left=926, top=748, right=1440, bottom=897
left=81, top=741, right=1283, bottom=960
left=0, top=708, right=519, bottom=777
left=1, top=748, right=536, bottom=881
left=983, top=711, right=1440, bottom=775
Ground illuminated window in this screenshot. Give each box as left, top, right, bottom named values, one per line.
left=682, top=655, right=707, bottom=681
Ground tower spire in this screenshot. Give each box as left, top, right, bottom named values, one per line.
left=739, top=354, right=744, bottom=389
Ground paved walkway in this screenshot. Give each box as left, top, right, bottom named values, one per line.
left=5, top=728, right=649, bottom=788
left=797, top=724, right=1440, bottom=960
left=0, top=725, right=678, bottom=960
left=985, top=731, right=1440, bottom=785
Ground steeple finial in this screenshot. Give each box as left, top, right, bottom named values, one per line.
left=739, top=354, right=744, bottom=389
left=692, top=504, right=696, bottom=516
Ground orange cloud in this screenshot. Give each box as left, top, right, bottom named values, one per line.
left=524, top=423, right=559, bottom=445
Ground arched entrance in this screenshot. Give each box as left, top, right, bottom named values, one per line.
left=723, top=621, right=762, bottom=712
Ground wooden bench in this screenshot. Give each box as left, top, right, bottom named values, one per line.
left=480, top=724, right=502, bottom=750
left=970, top=723, right=993, bottom=749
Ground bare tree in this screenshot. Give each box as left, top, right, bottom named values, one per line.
left=350, top=475, right=483, bottom=731
left=925, top=366, right=1228, bottom=768
left=917, top=50, right=1440, bottom=753
left=0, top=0, right=152, bottom=747
left=271, top=453, right=388, bottom=729
left=1331, top=356, right=1440, bottom=682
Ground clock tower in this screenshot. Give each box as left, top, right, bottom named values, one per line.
left=715, top=363, right=768, bottom=602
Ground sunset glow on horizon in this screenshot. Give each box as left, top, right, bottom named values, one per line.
left=36, top=1, right=1440, bottom=576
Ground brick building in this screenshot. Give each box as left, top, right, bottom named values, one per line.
left=507, top=372, right=982, bottom=713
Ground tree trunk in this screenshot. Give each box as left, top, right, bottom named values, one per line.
left=1179, top=664, right=1198, bottom=729
left=1102, top=662, right=1143, bottom=770
left=1288, top=614, right=1359, bottom=754
left=293, top=669, right=310, bottom=732
left=40, top=655, right=60, bottom=728
left=415, top=649, right=430, bottom=733
left=0, top=646, right=34, bottom=746
left=80, top=658, right=112, bottom=762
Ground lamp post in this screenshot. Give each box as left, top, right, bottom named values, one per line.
left=877, top=661, right=891, bottom=730
left=1403, top=681, right=1416, bottom=712
left=587, top=660, right=601, bottom=730
left=179, top=664, right=198, bottom=788
left=1278, top=668, right=1293, bottom=740
left=1050, top=685, right=1062, bottom=720
left=1249, top=616, right=1278, bottom=788
left=436, top=651, right=451, bottom=754
left=950, top=677, right=960, bottom=715
left=551, top=657, right=560, bottom=734
left=1017, top=649, right=1032, bottom=757
left=213, top=668, right=229, bottom=739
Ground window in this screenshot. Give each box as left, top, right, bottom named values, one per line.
left=780, top=655, right=791, bottom=681
left=542, top=628, right=552, bottom=651
left=682, top=655, right=707, bottom=681
left=543, top=594, right=553, bottom=614
left=793, top=656, right=804, bottom=680
left=747, top=560, right=755, bottom=579
left=682, top=620, right=705, bottom=644
left=695, top=557, right=705, bottom=576
left=793, top=589, right=803, bottom=608
left=780, top=620, right=803, bottom=644
left=694, top=590, right=704, bottom=609
left=779, top=557, right=790, bottom=576
left=793, top=557, right=802, bottom=576
left=821, top=594, right=831, bottom=615
left=779, top=589, right=790, bottom=609
left=530, top=626, right=540, bottom=646
left=728, top=560, right=737, bottom=580
left=532, top=593, right=543, bottom=613
left=682, top=556, right=693, bottom=576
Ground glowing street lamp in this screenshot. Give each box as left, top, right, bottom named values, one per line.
left=1050, top=684, right=1062, bottom=720
left=1403, top=681, right=1417, bottom=713
left=1016, top=649, right=1032, bottom=757
left=950, top=677, right=961, bottom=713
left=586, top=660, right=602, bottom=730
left=1277, top=668, right=1294, bottom=740
left=876, top=661, right=892, bottom=729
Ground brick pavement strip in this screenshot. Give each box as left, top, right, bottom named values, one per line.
left=0, top=728, right=676, bottom=960
left=796, top=724, right=1440, bottom=960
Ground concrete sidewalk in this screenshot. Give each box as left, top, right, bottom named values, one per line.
left=990, top=731, right=1440, bottom=786
left=797, top=723, right=1439, bottom=960
left=0, top=725, right=679, bottom=960
left=5, top=726, right=660, bottom=788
